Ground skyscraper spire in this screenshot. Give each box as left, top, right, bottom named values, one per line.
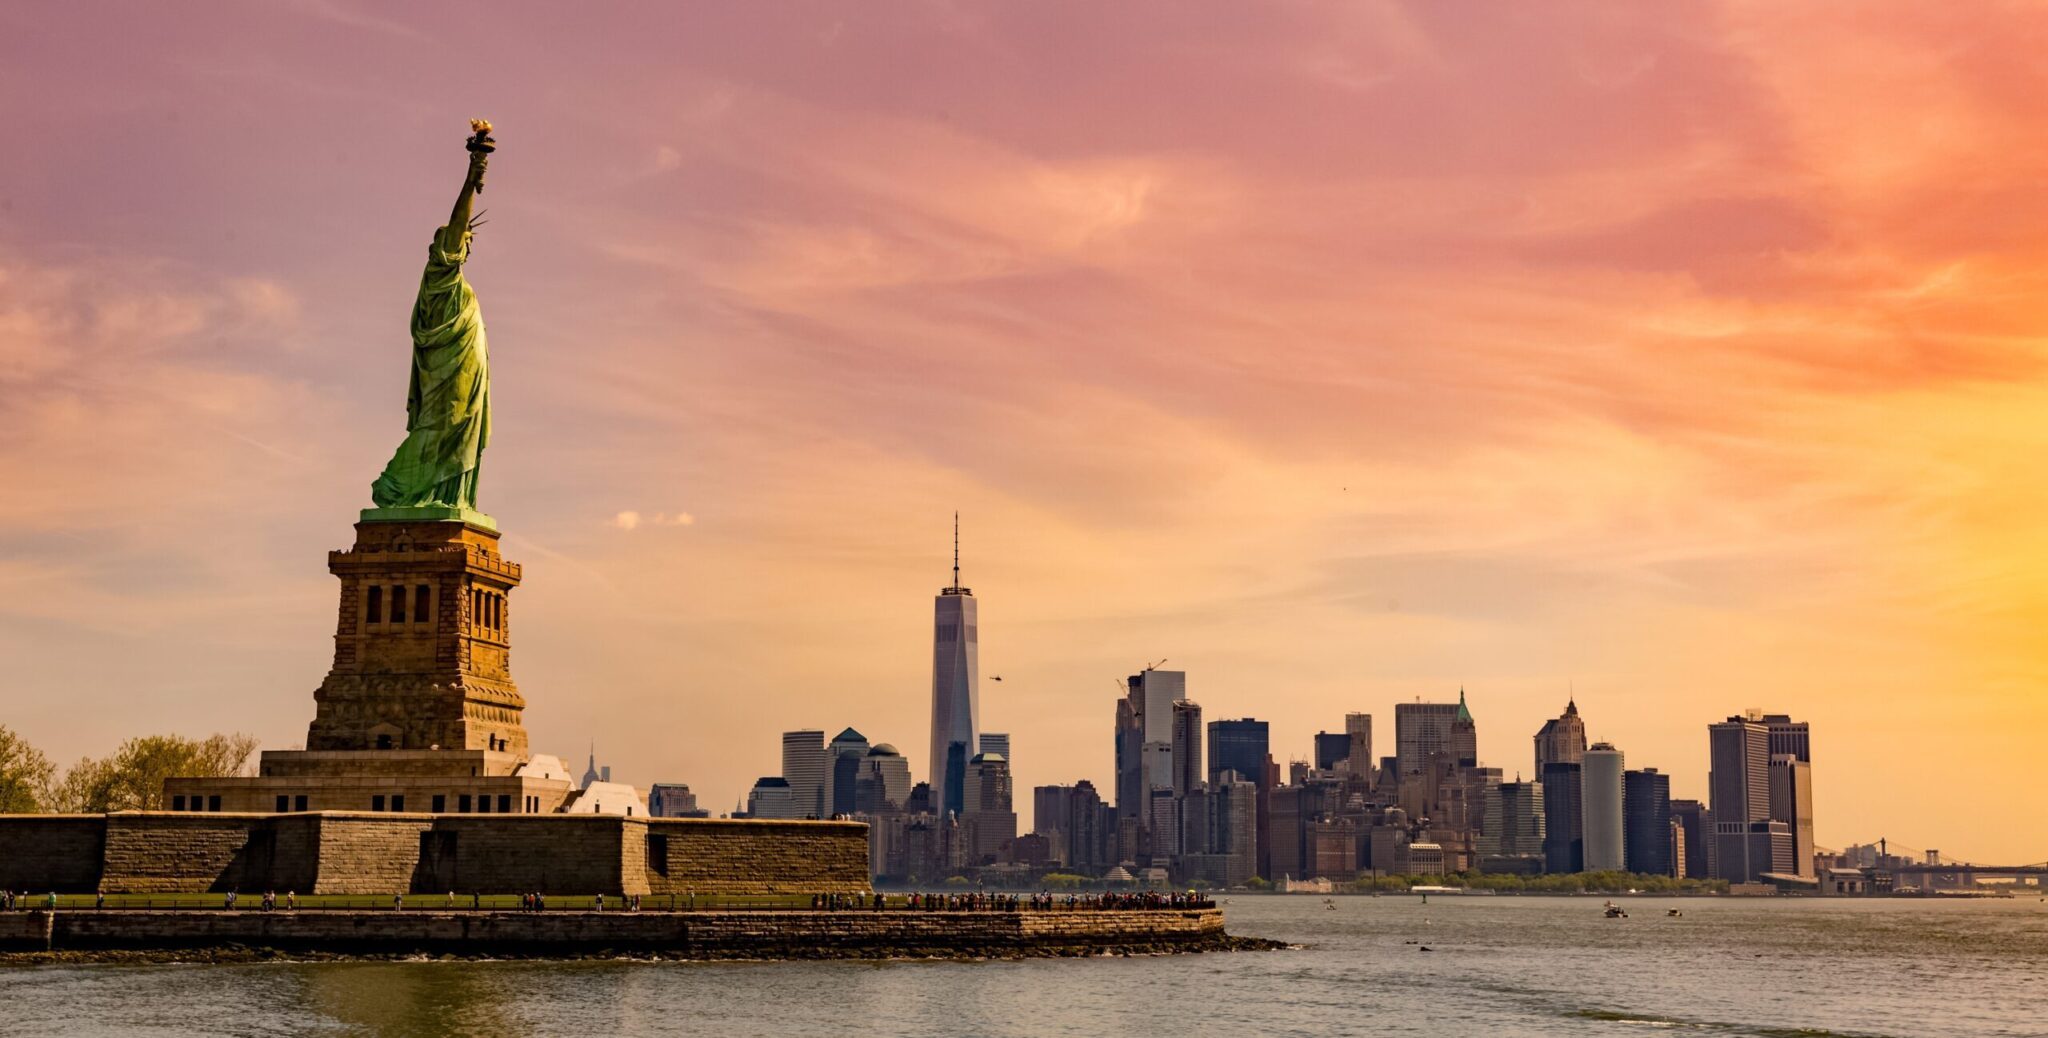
left=953, top=510, right=960, bottom=589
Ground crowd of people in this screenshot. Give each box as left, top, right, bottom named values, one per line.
left=812, top=890, right=1215, bottom=912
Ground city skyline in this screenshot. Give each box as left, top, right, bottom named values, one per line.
left=4, top=4, right=2047, bottom=863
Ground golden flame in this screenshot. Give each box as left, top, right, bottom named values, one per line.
left=469, top=118, right=493, bottom=135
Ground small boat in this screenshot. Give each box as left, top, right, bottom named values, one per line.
left=1666, top=909, right=1683, bottom=918
left=1603, top=901, right=1627, bottom=919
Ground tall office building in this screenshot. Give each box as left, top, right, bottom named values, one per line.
left=1148, top=787, right=1179, bottom=861
left=1181, top=773, right=1256, bottom=888
left=856, top=744, right=912, bottom=813
left=1534, top=699, right=1588, bottom=774
left=1117, top=668, right=1185, bottom=831
left=1345, top=713, right=1373, bottom=782
left=1540, top=761, right=1583, bottom=873
left=1076, top=781, right=1114, bottom=871
left=929, top=515, right=980, bottom=819
left=1762, top=714, right=1814, bottom=878
left=1769, top=755, right=1815, bottom=877
left=961, top=751, right=1014, bottom=863
left=1394, top=691, right=1476, bottom=777
left=978, top=733, right=1009, bottom=760
left=1623, top=768, right=1672, bottom=876
left=1208, top=718, right=1272, bottom=881
left=746, top=776, right=799, bottom=819
left=1582, top=742, right=1626, bottom=872
left=1032, top=783, right=1073, bottom=861
left=1668, top=799, right=1708, bottom=880
left=1115, top=697, right=1144, bottom=822
left=1709, top=714, right=1779, bottom=883
left=1023, top=781, right=1110, bottom=869
left=1171, top=701, right=1204, bottom=797
left=1313, top=732, right=1350, bottom=772
left=823, top=727, right=870, bottom=817
left=1207, top=719, right=1269, bottom=786
left=1762, top=715, right=1810, bottom=763
left=1477, top=779, right=1546, bottom=868
left=647, top=783, right=703, bottom=818
left=780, top=729, right=826, bottom=819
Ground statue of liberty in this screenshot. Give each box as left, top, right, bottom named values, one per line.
left=365, top=119, right=499, bottom=529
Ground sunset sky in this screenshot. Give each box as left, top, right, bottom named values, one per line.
left=4, top=2, right=2046, bottom=862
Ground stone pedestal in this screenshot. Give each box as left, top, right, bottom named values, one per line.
left=306, top=519, right=528, bottom=756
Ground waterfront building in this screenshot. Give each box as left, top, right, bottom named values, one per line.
left=1269, top=784, right=1307, bottom=881
left=929, top=515, right=980, bottom=820
left=824, top=727, right=870, bottom=817
left=1583, top=743, right=1625, bottom=872
left=1769, top=754, right=1816, bottom=877
left=1313, top=731, right=1350, bottom=772
left=1533, top=698, right=1588, bottom=775
left=1309, top=816, right=1360, bottom=880
left=1709, top=714, right=1782, bottom=882
left=780, top=730, right=826, bottom=819
left=1181, top=775, right=1257, bottom=887
left=1623, top=768, right=1672, bottom=876
left=1172, top=701, right=1205, bottom=797
left=1540, top=761, right=1583, bottom=873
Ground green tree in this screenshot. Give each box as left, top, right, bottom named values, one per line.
left=0, top=725, right=56, bottom=813
left=47, top=733, right=259, bottom=812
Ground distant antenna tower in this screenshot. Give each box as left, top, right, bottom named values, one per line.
left=942, top=511, right=971, bottom=595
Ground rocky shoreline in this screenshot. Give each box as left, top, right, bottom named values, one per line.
left=0, top=907, right=1281, bottom=963
left=0, top=932, right=1284, bottom=967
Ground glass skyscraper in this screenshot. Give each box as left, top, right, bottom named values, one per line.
left=928, top=516, right=979, bottom=819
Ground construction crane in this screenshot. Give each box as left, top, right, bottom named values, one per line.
left=1143, top=658, right=1168, bottom=672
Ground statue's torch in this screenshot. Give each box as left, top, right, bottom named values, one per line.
left=465, top=118, right=495, bottom=193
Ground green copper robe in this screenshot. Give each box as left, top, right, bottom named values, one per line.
left=371, top=225, right=490, bottom=510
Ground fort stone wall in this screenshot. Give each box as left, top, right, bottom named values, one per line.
left=0, top=814, right=870, bottom=897
left=0, top=817, right=106, bottom=893
left=642, top=818, right=870, bottom=894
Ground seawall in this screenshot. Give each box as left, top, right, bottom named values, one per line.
left=0, top=814, right=869, bottom=896
left=0, top=908, right=1254, bottom=960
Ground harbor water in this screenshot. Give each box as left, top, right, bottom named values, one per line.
left=1, top=894, right=2042, bottom=1036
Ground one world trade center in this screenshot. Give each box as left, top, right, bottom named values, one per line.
left=928, top=514, right=979, bottom=819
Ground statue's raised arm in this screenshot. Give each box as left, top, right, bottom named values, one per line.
left=365, top=120, right=500, bottom=528
left=443, top=118, right=494, bottom=250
